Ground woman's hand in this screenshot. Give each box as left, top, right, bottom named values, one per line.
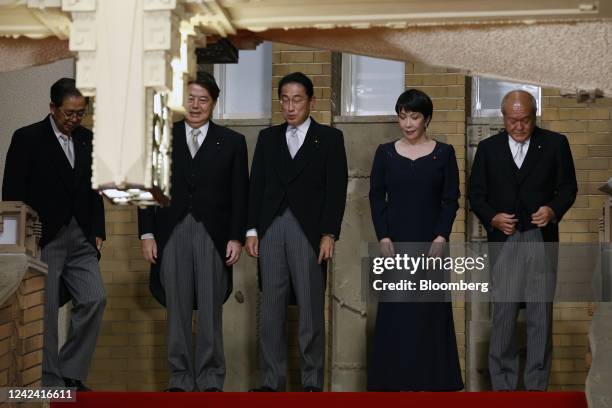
left=379, top=237, right=395, bottom=258
left=428, top=235, right=446, bottom=258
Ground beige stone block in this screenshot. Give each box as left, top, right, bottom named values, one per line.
left=280, top=51, right=314, bottom=63
left=113, top=222, right=138, bottom=235
left=129, top=309, right=166, bottom=321
left=559, top=221, right=590, bottom=233
left=111, top=271, right=148, bottom=284
left=588, top=146, right=612, bottom=157
left=273, top=63, right=323, bottom=76
left=587, top=121, right=612, bottom=132
left=546, top=121, right=589, bottom=133
left=570, top=233, right=599, bottom=242
left=542, top=88, right=561, bottom=96
left=105, top=210, right=134, bottom=223
left=574, top=158, right=609, bottom=170
left=314, top=51, right=332, bottom=63
left=541, top=109, right=560, bottom=121
left=102, top=310, right=131, bottom=321
left=558, top=109, right=591, bottom=120
left=567, top=133, right=612, bottom=145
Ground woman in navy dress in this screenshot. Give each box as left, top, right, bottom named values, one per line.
left=367, top=89, right=463, bottom=391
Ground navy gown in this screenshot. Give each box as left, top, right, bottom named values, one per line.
left=367, top=140, right=464, bottom=391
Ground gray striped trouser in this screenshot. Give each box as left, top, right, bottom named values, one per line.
left=259, top=209, right=325, bottom=391
left=489, top=228, right=554, bottom=391
left=41, top=217, right=106, bottom=386
left=161, top=213, right=227, bottom=391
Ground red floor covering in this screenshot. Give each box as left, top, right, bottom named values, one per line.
left=51, top=391, right=588, bottom=408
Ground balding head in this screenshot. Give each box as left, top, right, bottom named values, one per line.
left=501, top=90, right=536, bottom=143
left=501, top=90, right=537, bottom=117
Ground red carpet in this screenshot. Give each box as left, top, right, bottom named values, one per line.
left=51, top=391, right=587, bottom=408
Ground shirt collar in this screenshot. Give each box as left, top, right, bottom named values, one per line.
left=288, top=116, right=312, bottom=135
left=508, top=134, right=531, bottom=147
left=49, top=115, right=70, bottom=140
left=185, top=121, right=210, bottom=136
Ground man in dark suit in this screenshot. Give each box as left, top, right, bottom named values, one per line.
left=2, top=78, right=106, bottom=390
left=138, top=73, right=248, bottom=392
left=246, top=72, right=348, bottom=392
left=469, top=90, right=577, bottom=391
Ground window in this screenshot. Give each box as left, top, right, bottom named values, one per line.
left=472, top=76, right=541, bottom=117
left=342, top=54, right=405, bottom=116
left=214, top=42, right=272, bottom=119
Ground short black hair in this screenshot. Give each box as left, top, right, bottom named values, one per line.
left=50, top=78, right=84, bottom=107
left=278, top=72, right=314, bottom=99
left=189, top=72, right=220, bottom=101
left=395, top=89, right=434, bottom=125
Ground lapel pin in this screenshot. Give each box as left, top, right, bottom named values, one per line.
left=433, top=155, right=437, bottom=160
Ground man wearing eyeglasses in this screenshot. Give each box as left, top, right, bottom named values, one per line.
left=246, top=72, right=348, bottom=391
left=2, top=78, right=106, bottom=391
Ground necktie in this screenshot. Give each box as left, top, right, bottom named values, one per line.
left=59, top=135, right=74, bottom=168
left=189, top=129, right=201, bottom=158
left=287, top=126, right=300, bottom=158
left=513, top=142, right=526, bottom=168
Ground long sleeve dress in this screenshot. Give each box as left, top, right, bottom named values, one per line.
left=367, top=140, right=464, bottom=391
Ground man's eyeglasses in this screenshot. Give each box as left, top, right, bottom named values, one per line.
left=58, top=108, right=87, bottom=120
left=280, top=96, right=308, bottom=107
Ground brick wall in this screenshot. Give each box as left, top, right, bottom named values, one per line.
left=89, top=204, right=167, bottom=391
left=540, top=90, right=612, bottom=390
left=0, top=271, right=45, bottom=389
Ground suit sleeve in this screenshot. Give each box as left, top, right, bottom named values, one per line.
left=433, top=145, right=460, bottom=240
left=137, top=206, right=156, bottom=237
left=547, top=135, right=577, bottom=221
left=321, top=131, right=348, bottom=239
left=368, top=145, right=390, bottom=241
left=91, top=191, right=106, bottom=240
left=468, top=142, right=497, bottom=232
left=229, top=135, right=249, bottom=244
left=2, top=129, right=28, bottom=201
left=247, top=130, right=266, bottom=231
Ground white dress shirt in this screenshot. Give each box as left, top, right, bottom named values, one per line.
left=508, top=135, right=530, bottom=168
left=185, top=121, right=209, bottom=151
left=246, top=117, right=312, bottom=238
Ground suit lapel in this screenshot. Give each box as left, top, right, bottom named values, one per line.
left=273, top=123, right=291, bottom=185
left=288, top=118, right=320, bottom=182
left=72, top=129, right=90, bottom=189
left=173, top=121, right=191, bottom=185
left=192, top=121, right=222, bottom=181
left=515, top=128, right=544, bottom=184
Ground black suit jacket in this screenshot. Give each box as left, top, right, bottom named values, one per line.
left=468, top=127, right=577, bottom=243
left=2, top=116, right=106, bottom=307
left=248, top=118, right=348, bottom=256
left=138, top=120, right=249, bottom=307
left=2, top=115, right=105, bottom=248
